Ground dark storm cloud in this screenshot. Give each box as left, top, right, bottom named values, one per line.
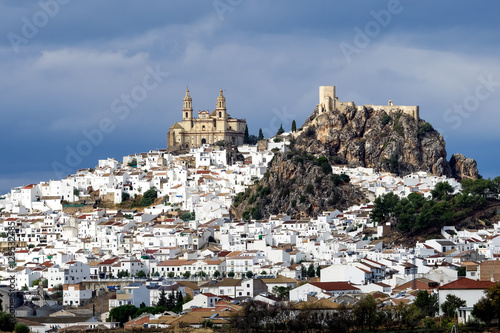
left=1, top=0, right=499, bottom=193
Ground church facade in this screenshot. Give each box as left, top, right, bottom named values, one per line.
left=167, top=89, right=247, bottom=149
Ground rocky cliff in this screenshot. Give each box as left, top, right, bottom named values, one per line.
left=231, top=105, right=478, bottom=220
left=230, top=150, right=365, bottom=219
left=294, top=106, right=478, bottom=179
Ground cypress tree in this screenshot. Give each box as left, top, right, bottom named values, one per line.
left=258, top=128, right=264, bottom=140
left=277, top=124, right=284, bottom=135
left=244, top=125, right=250, bottom=144
left=291, top=120, right=297, bottom=132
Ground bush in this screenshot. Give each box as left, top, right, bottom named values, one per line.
left=393, top=112, right=404, bottom=136
left=140, top=188, right=157, bottom=207
left=305, top=126, right=316, bottom=137
left=0, top=312, right=15, bottom=332
left=418, top=121, right=434, bottom=139
left=381, top=112, right=391, bottom=125
left=14, top=323, right=29, bottom=333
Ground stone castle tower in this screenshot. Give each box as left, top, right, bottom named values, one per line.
left=167, top=89, right=246, bottom=149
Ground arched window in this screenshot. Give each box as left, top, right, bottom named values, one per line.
left=201, top=138, right=206, bottom=144
left=219, top=112, right=222, bottom=118
left=202, top=125, right=206, bottom=131
left=185, top=112, right=188, bottom=118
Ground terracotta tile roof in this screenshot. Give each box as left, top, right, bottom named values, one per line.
left=439, top=277, right=495, bottom=290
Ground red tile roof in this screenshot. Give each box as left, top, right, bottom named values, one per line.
left=439, top=278, right=495, bottom=290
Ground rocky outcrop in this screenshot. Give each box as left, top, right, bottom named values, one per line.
left=295, top=106, right=478, bottom=178
left=231, top=151, right=365, bottom=219
left=449, top=153, right=479, bottom=180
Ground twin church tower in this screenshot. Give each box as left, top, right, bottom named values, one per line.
left=167, top=89, right=246, bottom=149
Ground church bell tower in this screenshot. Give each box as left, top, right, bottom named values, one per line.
left=183, top=89, right=193, bottom=121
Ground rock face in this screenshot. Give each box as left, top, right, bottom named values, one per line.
left=231, top=151, right=365, bottom=219
left=294, top=106, right=478, bottom=178
left=449, top=153, right=479, bottom=180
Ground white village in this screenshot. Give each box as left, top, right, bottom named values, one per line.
left=1, top=87, right=499, bottom=331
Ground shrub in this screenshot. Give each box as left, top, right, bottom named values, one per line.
left=14, top=323, right=30, bottom=333
left=305, top=126, right=316, bottom=138
left=418, top=121, right=434, bottom=139
left=381, top=112, right=391, bottom=125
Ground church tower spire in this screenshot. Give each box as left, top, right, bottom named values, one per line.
left=183, top=88, right=193, bottom=120
left=216, top=89, right=226, bottom=118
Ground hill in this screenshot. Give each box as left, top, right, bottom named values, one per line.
left=230, top=149, right=365, bottom=219
left=295, top=105, right=478, bottom=179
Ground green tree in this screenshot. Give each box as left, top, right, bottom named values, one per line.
left=414, top=290, right=439, bottom=317
left=472, top=282, right=500, bottom=327
left=316, top=266, right=321, bottom=278
left=166, top=291, right=176, bottom=311
left=370, top=192, right=400, bottom=223
left=14, top=323, right=29, bottom=333
left=352, top=295, right=382, bottom=332
left=291, top=120, right=297, bottom=132
left=127, top=158, right=137, bottom=167
left=108, top=304, right=138, bottom=326
left=431, top=181, right=454, bottom=200
left=461, top=178, right=492, bottom=196
left=228, top=271, right=235, bottom=278
left=307, top=263, right=315, bottom=278
left=243, top=125, right=250, bottom=144
left=388, top=154, right=399, bottom=175
left=136, top=270, right=146, bottom=278
left=172, top=291, right=184, bottom=313
left=441, top=294, right=466, bottom=318
left=167, top=272, right=175, bottom=278
left=246, top=271, right=254, bottom=279
left=276, top=124, right=284, bottom=135
left=117, top=270, right=129, bottom=278
left=140, top=188, right=157, bottom=207
left=258, top=128, right=264, bottom=140
left=121, top=192, right=130, bottom=202
left=213, top=270, right=220, bottom=278
left=0, top=312, right=15, bottom=332
left=157, top=289, right=167, bottom=307
left=272, top=286, right=291, bottom=300
left=301, top=265, right=307, bottom=279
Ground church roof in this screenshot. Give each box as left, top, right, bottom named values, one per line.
left=170, top=122, right=185, bottom=130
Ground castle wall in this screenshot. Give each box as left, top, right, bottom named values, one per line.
left=365, top=105, right=419, bottom=120
left=317, top=85, right=419, bottom=120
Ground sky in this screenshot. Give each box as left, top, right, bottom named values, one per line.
left=1, top=0, right=499, bottom=195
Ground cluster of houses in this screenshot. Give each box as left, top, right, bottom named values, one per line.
left=0, top=135, right=499, bottom=331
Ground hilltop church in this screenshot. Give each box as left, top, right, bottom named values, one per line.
left=167, top=89, right=246, bottom=149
